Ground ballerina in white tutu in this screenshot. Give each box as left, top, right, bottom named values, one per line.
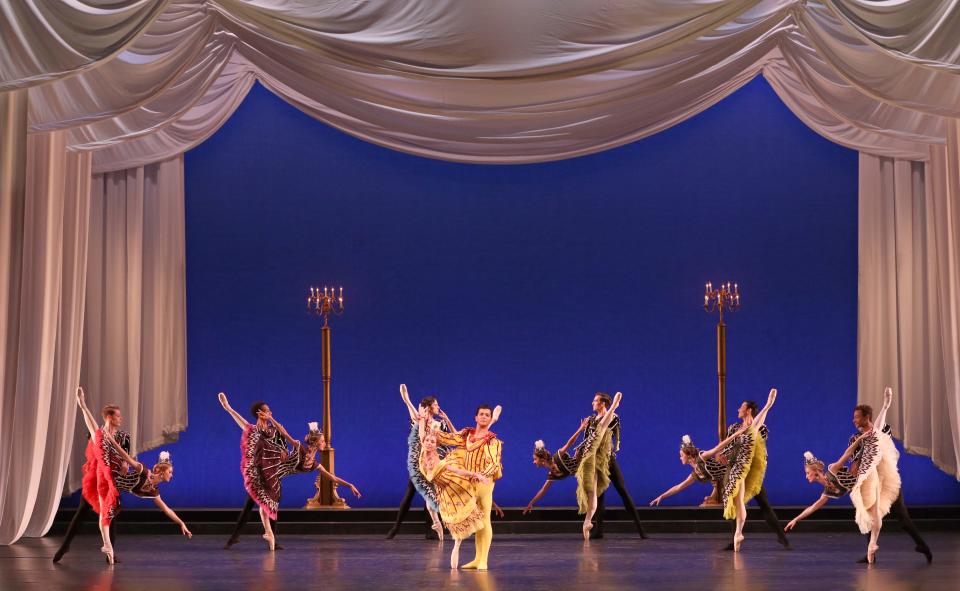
left=785, top=387, right=901, bottom=564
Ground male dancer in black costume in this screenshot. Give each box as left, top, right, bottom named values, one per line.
left=587, top=392, right=648, bottom=539
left=722, top=399, right=791, bottom=550
left=53, top=404, right=129, bottom=563
left=849, top=402, right=932, bottom=564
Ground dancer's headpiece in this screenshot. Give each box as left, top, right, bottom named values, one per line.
left=534, top=440, right=545, bottom=451
left=680, top=434, right=697, bottom=452
left=307, top=421, right=321, bottom=435
left=157, top=451, right=172, bottom=465
left=803, top=451, right=823, bottom=468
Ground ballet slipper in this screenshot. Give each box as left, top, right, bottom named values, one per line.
left=733, top=534, right=745, bottom=552
left=867, top=543, right=879, bottom=564
left=100, top=546, right=115, bottom=565
left=582, top=521, right=593, bottom=541
left=432, top=522, right=444, bottom=542
left=263, top=533, right=276, bottom=551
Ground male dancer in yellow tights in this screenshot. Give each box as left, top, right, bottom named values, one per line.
left=435, top=404, right=503, bottom=570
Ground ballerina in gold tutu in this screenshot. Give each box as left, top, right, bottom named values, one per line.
left=418, top=413, right=490, bottom=569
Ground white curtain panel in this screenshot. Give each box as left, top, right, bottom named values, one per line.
left=858, top=122, right=960, bottom=478
left=66, top=156, right=189, bottom=493
left=0, top=131, right=91, bottom=545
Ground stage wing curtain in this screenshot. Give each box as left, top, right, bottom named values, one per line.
left=66, top=156, right=189, bottom=493
left=0, top=0, right=170, bottom=91
left=0, top=132, right=91, bottom=545
left=858, top=121, right=960, bottom=478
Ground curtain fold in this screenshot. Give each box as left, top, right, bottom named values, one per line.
left=66, top=156, right=188, bottom=492
left=0, top=0, right=171, bottom=91
left=0, top=131, right=92, bottom=544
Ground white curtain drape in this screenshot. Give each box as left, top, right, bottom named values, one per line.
left=0, top=131, right=91, bottom=545
left=66, top=156, right=189, bottom=493
left=859, top=123, right=960, bottom=478
left=1, top=0, right=958, bottom=543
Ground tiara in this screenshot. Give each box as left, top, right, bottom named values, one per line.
left=803, top=451, right=823, bottom=467
left=307, top=421, right=320, bottom=434
left=157, top=451, right=172, bottom=465
left=534, top=439, right=545, bottom=450
left=680, top=434, right=694, bottom=449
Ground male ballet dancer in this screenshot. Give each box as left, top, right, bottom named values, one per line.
left=435, top=404, right=503, bottom=570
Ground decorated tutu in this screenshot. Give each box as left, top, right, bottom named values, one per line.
left=722, top=426, right=767, bottom=520
left=574, top=428, right=612, bottom=515
left=849, top=430, right=901, bottom=533
left=419, top=452, right=484, bottom=540
left=81, top=430, right=122, bottom=525
left=240, top=424, right=291, bottom=521
left=407, top=422, right=442, bottom=513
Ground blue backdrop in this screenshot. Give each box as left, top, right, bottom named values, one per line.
left=109, top=78, right=960, bottom=511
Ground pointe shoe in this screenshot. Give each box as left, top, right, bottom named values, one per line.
left=733, top=534, right=745, bottom=552
left=263, top=533, right=276, bottom=551
left=582, top=522, right=593, bottom=541
left=432, top=523, right=445, bottom=542
left=867, top=544, right=879, bottom=564
left=100, top=546, right=115, bottom=565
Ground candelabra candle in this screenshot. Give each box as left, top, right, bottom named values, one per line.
left=307, top=285, right=346, bottom=327
left=703, top=280, right=741, bottom=321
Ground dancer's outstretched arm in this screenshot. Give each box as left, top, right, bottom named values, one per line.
left=560, top=418, right=591, bottom=455
left=218, top=392, right=250, bottom=429
left=399, top=384, right=419, bottom=422
left=829, top=431, right=873, bottom=474
left=751, top=388, right=777, bottom=430
left=105, top=436, right=144, bottom=473
left=784, top=495, right=829, bottom=531
left=523, top=480, right=555, bottom=514
left=270, top=418, right=298, bottom=447
left=316, top=465, right=362, bottom=498
left=76, top=387, right=100, bottom=440
left=699, top=425, right=748, bottom=460
left=650, top=474, right=697, bottom=506
left=151, top=496, right=192, bottom=538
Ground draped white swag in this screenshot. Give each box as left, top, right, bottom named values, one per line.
left=0, top=0, right=958, bottom=543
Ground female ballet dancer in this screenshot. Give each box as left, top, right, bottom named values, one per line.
left=393, top=384, right=454, bottom=540
left=77, top=387, right=191, bottom=564
left=418, top=414, right=488, bottom=568
left=650, top=388, right=777, bottom=551
left=219, top=392, right=360, bottom=550
left=785, top=387, right=900, bottom=564
left=526, top=391, right=623, bottom=540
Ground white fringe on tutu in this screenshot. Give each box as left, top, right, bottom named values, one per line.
left=850, top=433, right=901, bottom=534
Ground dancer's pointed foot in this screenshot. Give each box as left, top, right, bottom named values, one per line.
left=867, top=544, right=879, bottom=564
left=733, top=534, right=745, bottom=552
left=224, top=537, right=240, bottom=550
left=431, top=523, right=444, bottom=542
left=52, top=548, right=68, bottom=563
left=263, top=533, right=276, bottom=551
left=915, top=545, right=933, bottom=564
left=582, top=521, right=593, bottom=541
left=778, top=537, right=792, bottom=550
left=100, top=546, right=115, bottom=565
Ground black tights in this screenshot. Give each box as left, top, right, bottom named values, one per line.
left=53, top=497, right=117, bottom=562
left=386, top=479, right=434, bottom=537
left=728, top=487, right=789, bottom=544
left=225, top=497, right=277, bottom=547
left=889, top=492, right=929, bottom=551
left=595, top=456, right=647, bottom=537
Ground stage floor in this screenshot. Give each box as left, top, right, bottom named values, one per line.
left=2, top=533, right=956, bottom=590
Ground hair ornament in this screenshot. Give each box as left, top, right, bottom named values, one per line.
left=308, top=421, right=320, bottom=434
left=157, top=451, right=172, bottom=465
left=534, top=439, right=545, bottom=450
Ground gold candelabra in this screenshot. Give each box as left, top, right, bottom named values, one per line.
left=305, top=285, right=348, bottom=509
left=702, top=281, right=740, bottom=506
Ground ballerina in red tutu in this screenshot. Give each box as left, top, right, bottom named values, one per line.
left=77, top=387, right=192, bottom=564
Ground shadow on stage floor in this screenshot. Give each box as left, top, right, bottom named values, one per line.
left=2, top=533, right=956, bottom=590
